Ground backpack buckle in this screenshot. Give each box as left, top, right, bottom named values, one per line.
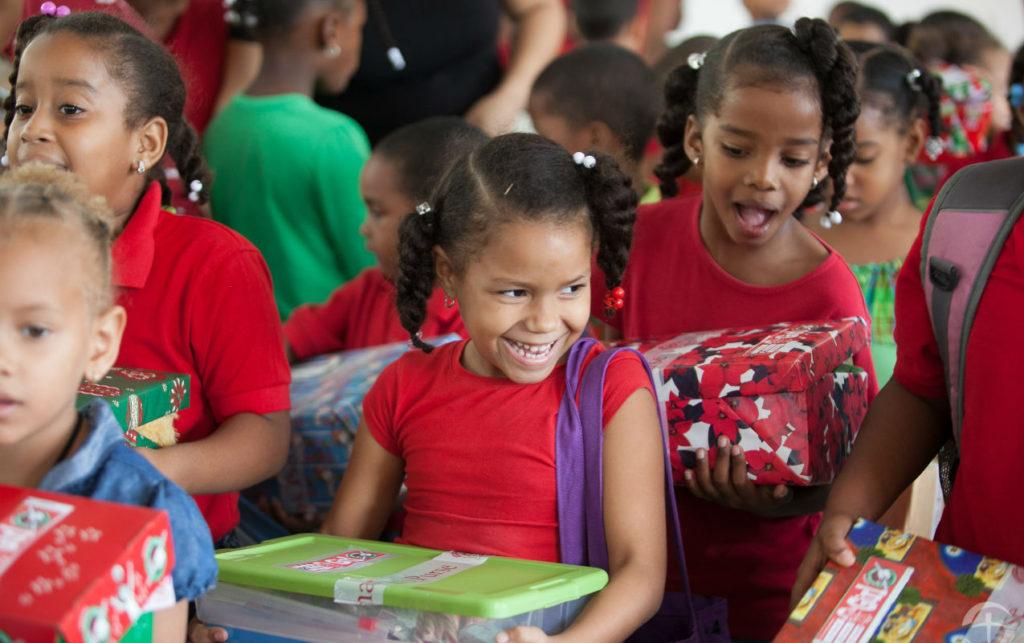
left=929, top=257, right=960, bottom=291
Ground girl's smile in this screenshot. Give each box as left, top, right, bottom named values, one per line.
left=438, top=219, right=592, bottom=385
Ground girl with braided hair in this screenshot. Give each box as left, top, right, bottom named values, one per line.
left=805, top=41, right=944, bottom=388
left=4, top=11, right=291, bottom=548
left=591, top=18, right=878, bottom=639
left=324, top=133, right=667, bottom=642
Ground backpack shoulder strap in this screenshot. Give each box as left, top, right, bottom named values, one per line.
left=920, top=157, right=1024, bottom=447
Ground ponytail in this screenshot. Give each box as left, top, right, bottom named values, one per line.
left=654, top=62, right=701, bottom=198
left=397, top=204, right=441, bottom=352
left=792, top=17, right=859, bottom=214
left=576, top=151, right=637, bottom=297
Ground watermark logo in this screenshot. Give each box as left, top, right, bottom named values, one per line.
left=961, top=601, right=1024, bottom=642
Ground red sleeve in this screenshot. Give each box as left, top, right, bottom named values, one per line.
left=600, top=349, right=657, bottom=427
left=362, top=357, right=402, bottom=457
left=191, top=245, right=291, bottom=421
left=284, top=274, right=365, bottom=361
left=892, top=201, right=948, bottom=399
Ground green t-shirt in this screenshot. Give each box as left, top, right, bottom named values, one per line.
left=850, top=258, right=901, bottom=387
left=204, top=94, right=374, bottom=318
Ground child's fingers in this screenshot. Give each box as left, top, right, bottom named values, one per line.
left=791, top=515, right=856, bottom=609
left=187, top=619, right=228, bottom=643
left=690, top=448, right=723, bottom=503
left=495, top=625, right=549, bottom=642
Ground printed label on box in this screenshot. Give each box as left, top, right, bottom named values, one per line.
left=814, top=557, right=914, bottom=643
left=281, top=548, right=393, bottom=573
left=0, top=497, right=74, bottom=576
left=333, top=551, right=489, bottom=606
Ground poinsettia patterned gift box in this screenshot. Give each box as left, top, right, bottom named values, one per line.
left=0, top=485, right=175, bottom=643
left=636, top=318, right=870, bottom=486
left=76, top=368, right=190, bottom=449
left=256, top=336, right=461, bottom=521
left=775, top=519, right=1024, bottom=643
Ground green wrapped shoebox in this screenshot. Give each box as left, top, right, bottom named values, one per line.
left=76, top=367, right=190, bottom=448
left=196, top=534, right=608, bottom=642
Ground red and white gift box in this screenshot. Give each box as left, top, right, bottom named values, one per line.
left=0, top=485, right=175, bottom=643
left=635, top=318, right=871, bottom=486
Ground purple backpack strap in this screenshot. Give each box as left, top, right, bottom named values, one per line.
left=557, top=339, right=712, bottom=640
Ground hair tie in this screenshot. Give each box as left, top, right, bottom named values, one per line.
left=415, top=202, right=432, bottom=216
left=572, top=151, right=596, bottom=169
left=905, top=68, right=923, bottom=91
left=39, top=1, right=70, bottom=16
left=223, top=0, right=258, bottom=28
left=687, top=52, right=706, bottom=70
left=1009, top=83, right=1024, bottom=108
left=924, top=136, right=944, bottom=161
left=187, top=179, right=204, bottom=203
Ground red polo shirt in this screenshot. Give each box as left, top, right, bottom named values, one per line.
left=113, top=183, right=291, bottom=541
left=284, top=268, right=466, bottom=361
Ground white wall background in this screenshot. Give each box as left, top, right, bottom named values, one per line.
left=669, top=0, right=1024, bottom=53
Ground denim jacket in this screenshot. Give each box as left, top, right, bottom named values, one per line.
left=39, top=401, right=218, bottom=601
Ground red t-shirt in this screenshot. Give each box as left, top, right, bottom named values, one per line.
left=893, top=202, right=1024, bottom=566
left=283, top=268, right=466, bottom=361
left=593, top=194, right=879, bottom=639
left=113, top=183, right=291, bottom=541
left=363, top=339, right=654, bottom=562
left=162, top=0, right=227, bottom=134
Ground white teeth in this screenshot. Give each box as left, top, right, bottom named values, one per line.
left=507, top=338, right=556, bottom=361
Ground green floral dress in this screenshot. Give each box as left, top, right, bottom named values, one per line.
left=851, top=259, right=902, bottom=386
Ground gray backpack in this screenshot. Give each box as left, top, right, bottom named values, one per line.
left=920, top=157, right=1024, bottom=498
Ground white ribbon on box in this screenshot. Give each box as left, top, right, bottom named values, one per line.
left=333, top=551, right=489, bottom=606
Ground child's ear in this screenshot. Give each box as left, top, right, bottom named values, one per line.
left=84, top=304, right=126, bottom=384
left=583, top=121, right=618, bottom=155
left=903, top=117, right=928, bottom=164
left=433, top=246, right=457, bottom=297
left=814, top=141, right=832, bottom=185
left=683, top=114, right=703, bottom=164
left=319, top=11, right=341, bottom=52
left=136, top=117, right=168, bottom=173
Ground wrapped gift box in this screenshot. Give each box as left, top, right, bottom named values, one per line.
left=197, top=534, right=607, bottom=642
left=0, top=485, right=176, bottom=643
left=775, top=519, right=1024, bottom=642
left=635, top=318, right=871, bottom=486
left=76, top=368, right=190, bottom=448
left=255, top=337, right=460, bottom=521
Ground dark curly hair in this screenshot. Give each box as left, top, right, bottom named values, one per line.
left=654, top=17, right=860, bottom=215
left=397, top=133, right=638, bottom=351
left=3, top=12, right=211, bottom=208
left=848, top=41, right=943, bottom=141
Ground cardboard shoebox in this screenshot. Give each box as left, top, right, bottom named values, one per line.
left=635, top=318, right=871, bottom=486
left=775, top=519, right=1024, bottom=642
left=76, top=367, right=190, bottom=448
left=197, top=534, right=607, bottom=642
left=254, top=336, right=460, bottom=520
left=0, top=485, right=176, bottom=643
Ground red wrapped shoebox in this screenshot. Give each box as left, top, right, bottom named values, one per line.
left=775, top=519, right=1024, bottom=642
left=635, top=318, right=871, bottom=486
left=0, top=485, right=175, bottom=643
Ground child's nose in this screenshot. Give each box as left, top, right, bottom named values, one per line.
left=20, top=111, right=54, bottom=143
left=525, top=297, right=560, bottom=334
left=744, top=157, right=779, bottom=191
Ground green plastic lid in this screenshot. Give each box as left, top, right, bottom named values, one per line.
left=214, top=535, right=608, bottom=619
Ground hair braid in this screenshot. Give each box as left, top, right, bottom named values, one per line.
left=793, top=17, right=859, bottom=213
left=654, top=63, right=700, bottom=197
left=166, top=120, right=211, bottom=207
left=578, top=151, right=636, bottom=295
left=916, top=66, right=944, bottom=141
left=396, top=206, right=441, bottom=352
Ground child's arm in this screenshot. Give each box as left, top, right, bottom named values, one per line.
left=791, top=378, right=950, bottom=607
left=465, top=0, right=565, bottom=134
left=212, top=38, right=261, bottom=117
left=153, top=600, right=188, bottom=643
left=140, top=411, right=290, bottom=495
left=322, top=418, right=405, bottom=539
left=499, top=388, right=666, bottom=643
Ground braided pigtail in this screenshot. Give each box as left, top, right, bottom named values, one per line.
left=3, top=15, right=54, bottom=145
left=165, top=119, right=212, bottom=207
left=396, top=203, right=441, bottom=352
left=575, top=151, right=637, bottom=316
left=792, top=17, right=859, bottom=214
left=915, top=66, right=945, bottom=147
left=654, top=61, right=701, bottom=198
